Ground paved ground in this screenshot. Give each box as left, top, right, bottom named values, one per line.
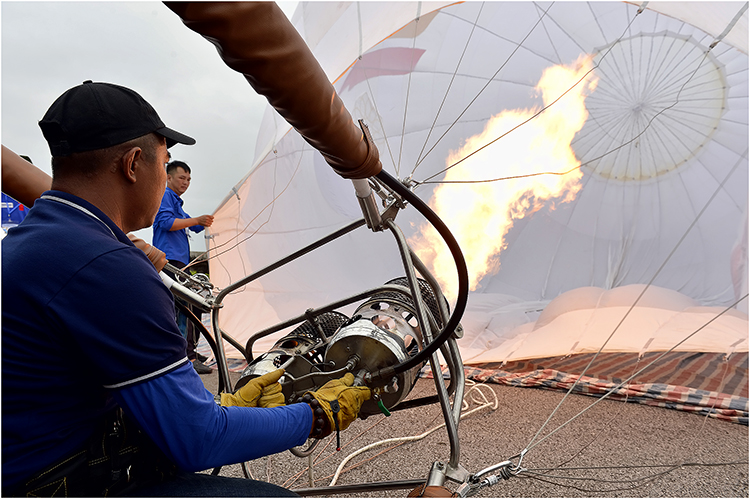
left=199, top=368, right=748, bottom=497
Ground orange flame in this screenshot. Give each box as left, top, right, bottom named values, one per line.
left=410, top=56, right=598, bottom=301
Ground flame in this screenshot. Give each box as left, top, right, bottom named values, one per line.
left=410, top=56, right=598, bottom=301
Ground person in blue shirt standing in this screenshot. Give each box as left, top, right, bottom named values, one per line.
left=153, top=160, right=214, bottom=373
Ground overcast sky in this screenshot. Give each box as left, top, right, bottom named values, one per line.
left=2, top=1, right=297, bottom=250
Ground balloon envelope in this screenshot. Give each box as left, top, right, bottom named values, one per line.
left=207, top=2, right=748, bottom=400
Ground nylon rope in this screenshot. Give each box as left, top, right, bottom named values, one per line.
left=411, top=2, right=486, bottom=175
left=410, top=18, right=744, bottom=408
left=498, top=13, right=748, bottom=465
left=521, top=461, right=748, bottom=494
left=182, top=2, right=746, bottom=485
left=416, top=2, right=645, bottom=186
left=328, top=381, right=498, bottom=486
left=546, top=357, right=641, bottom=471
left=515, top=293, right=748, bottom=473
left=520, top=145, right=748, bottom=458
left=395, top=3, right=423, bottom=177
left=418, top=32, right=717, bottom=186
left=183, top=145, right=305, bottom=288
left=276, top=381, right=498, bottom=489
left=363, top=65, right=398, bottom=171
left=412, top=2, right=556, bottom=176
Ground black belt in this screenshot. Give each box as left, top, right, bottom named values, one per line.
left=10, top=408, right=177, bottom=497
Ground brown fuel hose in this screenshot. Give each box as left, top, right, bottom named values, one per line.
left=164, top=2, right=382, bottom=180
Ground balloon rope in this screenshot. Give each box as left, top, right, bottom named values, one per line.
left=519, top=147, right=748, bottom=458
left=395, top=11, right=423, bottom=177
left=413, top=2, right=556, bottom=174
left=183, top=146, right=305, bottom=279
left=417, top=2, right=645, bottom=185
left=520, top=461, right=749, bottom=494
left=412, top=2, right=486, bottom=174
left=327, top=382, right=498, bottom=487
left=362, top=69, right=398, bottom=171
left=420, top=7, right=741, bottom=186
left=546, top=357, right=641, bottom=471
left=522, top=293, right=748, bottom=457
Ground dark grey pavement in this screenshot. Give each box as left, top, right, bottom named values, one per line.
left=200, top=368, right=748, bottom=497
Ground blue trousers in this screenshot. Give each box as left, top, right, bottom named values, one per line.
left=124, top=470, right=299, bottom=497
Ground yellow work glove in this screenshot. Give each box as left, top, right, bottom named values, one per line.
left=257, top=381, right=285, bottom=408
left=220, top=369, right=285, bottom=408
left=306, top=373, right=371, bottom=447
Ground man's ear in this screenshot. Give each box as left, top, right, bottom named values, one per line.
left=120, top=147, right=142, bottom=184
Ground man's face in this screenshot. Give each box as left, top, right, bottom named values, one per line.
left=167, top=166, right=191, bottom=196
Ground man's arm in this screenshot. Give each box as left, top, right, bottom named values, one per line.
left=112, top=363, right=311, bottom=471
left=60, top=247, right=310, bottom=470
left=127, top=233, right=167, bottom=271
left=169, top=214, right=213, bottom=232
left=1, top=145, right=52, bottom=207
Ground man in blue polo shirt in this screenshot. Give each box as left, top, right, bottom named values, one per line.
left=153, top=160, right=214, bottom=374
left=1, top=80, right=370, bottom=496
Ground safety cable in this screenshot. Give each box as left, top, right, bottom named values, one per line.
left=412, top=2, right=557, bottom=175
left=189, top=2, right=635, bottom=272
left=419, top=32, right=637, bottom=184
left=520, top=147, right=748, bottom=454
left=461, top=120, right=749, bottom=480
left=417, top=2, right=719, bottom=189
left=280, top=381, right=496, bottom=489
left=191, top=2, right=733, bottom=270
left=183, top=146, right=305, bottom=279
left=395, top=8, right=423, bottom=177
left=281, top=416, right=388, bottom=489
left=416, top=47, right=724, bottom=189
left=547, top=357, right=641, bottom=471
left=530, top=461, right=750, bottom=473
left=522, top=293, right=748, bottom=457
left=192, top=3, right=743, bottom=485
left=510, top=39, right=749, bottom=460
left=190, top=150, right=296, bottom=261
left=466, top=129, right=745, bottom=472
left=417, top=165, right=581, bottom=185
left=362, top=68, right=398, bottom=172
left=272, top=381, right=491, bottom=489
left=278, top=376, right=746, bottom=493
left=519, top=460, right=749, bottom=494
left=412, top=3, right=486, bottom=173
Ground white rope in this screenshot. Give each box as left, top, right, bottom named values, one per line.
left=328, top=381, right=498, bottom=486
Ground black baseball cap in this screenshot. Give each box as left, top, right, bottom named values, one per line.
left=39, top=80, right=195, bottom=156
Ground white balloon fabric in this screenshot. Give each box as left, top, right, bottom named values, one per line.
left=206, top=1, right=748, bottom=382
left=460, top=284, right=749, bottom=365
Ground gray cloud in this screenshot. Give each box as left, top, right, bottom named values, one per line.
left=2, top=1, right=297, bottom=249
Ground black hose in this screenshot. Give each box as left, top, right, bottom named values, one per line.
left=372, top=170, right=469, bottom=379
